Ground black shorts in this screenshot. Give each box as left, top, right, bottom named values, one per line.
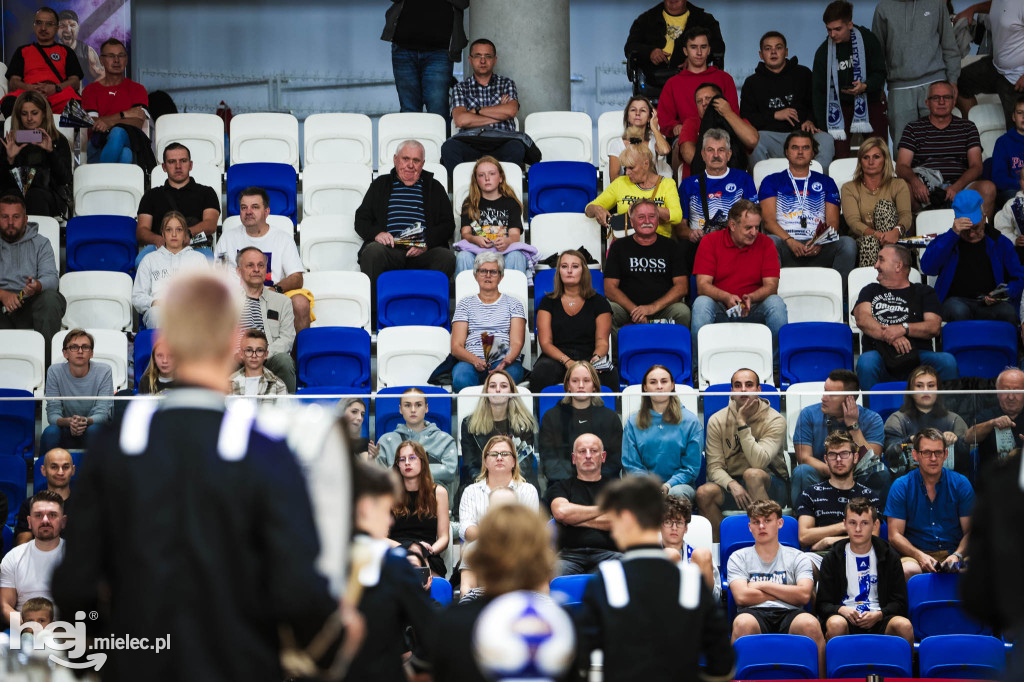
left=737, top=606, right=805, bottom=634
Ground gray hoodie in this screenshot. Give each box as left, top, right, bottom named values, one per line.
left=872, top=0, right=961, bottom=89
left=376, top=421, right=458, bottom=484
left=0, top=221, right=58, bottom=293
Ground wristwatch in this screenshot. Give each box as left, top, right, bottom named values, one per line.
left=848, top=421, right=860, bottom=431
left=474, top=106, right=481, bottom=115
left=902, top=322, right=909, bottom=332
left=952, top=551, right=965, bottom=561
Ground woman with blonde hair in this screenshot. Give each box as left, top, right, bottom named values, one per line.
left=389, top=440, right=450, bottom=577
left=840, top=137, right=912, bottom=266
left=459, top=369, right=537, bottom=491
left=586, top=141, right=681, bottom=238
left=454, top=155, right=533, bottom=275
left=137, top=338, right=176, bottom=395
left=0, top=90, right=71, bottom=216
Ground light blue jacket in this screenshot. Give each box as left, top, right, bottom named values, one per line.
left=622, top=408, right=703, bottom=487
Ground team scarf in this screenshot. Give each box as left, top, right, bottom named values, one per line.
left=826, top=26, right=872, bottom=141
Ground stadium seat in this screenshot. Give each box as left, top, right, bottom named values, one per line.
left=618, top=324, right=692, bottom=387
left=66, top=215, right=137, bottom=274
left=150, top=164, right=224, bottom=208
left=225, top=162, right=298, bottom=223
left=916, top=209, right=955, bottom=238
left=867, top=381, right=905, bottom=422
left=908, top=572, right=990, bottom=639
left=299, top=215, right=363, bottom=272
left=827, top=157, right=858, bottom=191
left=2, top=525, right=11, bottom=557
left=527, top=161, right=598, bottom=217
left=702, top=383, right=779, bottom=433
left=376, top=326, right=452, bottom=388
left=753, top=159, right=824, bottom=192
left=683, top=514, right=713, bottom=552
left=784, top=381, right=863, bottom=453
left=455, top=269, right=529, bottom=312
left=720, top=515, right=800, bottom=580
left=980, top=129, right=1001, bottom=161
left=59, top=271, right=133, bottom=331
left=0, top=456, right=26, bottom=526
left=620, top=384, right=698, bottom=427
left=73, top=164, right=144, bottom=217
left=51, top=329, right=129, bottom=392
left=377, top=112, right=446, bottom=167
left=596, top=110, right=622, bottom=184
left=374, top=385, right=452, bottom=438
left=0, top=330, right=46, bottom=395
left=300, top=162, right=371, bottom=218
left=550, top=574, right=592, bottom=606
left=377, top=270, right=450, bottom=330
left=697, top=323, right=774, bottom=388
left=228, top=112, right=300, bottom=169
left=430, top=577, right=453, bottom=605
left=941, top=320, right=1018, bottom=379
left=524, top=111, right=593, bottom=163
left=529, top=213, right=602, bottom=270
left=133, top=328, right=157, bottom=389
left=848, top=266, right=922, bottom=333
left=377, top=161, right=448, bottom=192
left=296, top=327, right=372, bottom=389
left=918, top=634, right=1007, bottom=680
left=967, top=102, right=1005, bottom=134
left=734, top=634, right=819, bottom=680
left=155, top=113, right=226, bottom=170
left=538, top=384, right=615, bottom=416
left=303, top=271, right=372, bottom=331
left=452, top=161, right=524, bottom=224
left=33, top=450, right=83, bottom=494
left=777, top=267, right=843, bottom=323
left=30, top=215, right=60, bottom=272
left=0, top=389, right=35, bottom=462
left=303, top=113, right=373, bottom=169
left=779, top=322, right=853, bottom=387
left=221, top=214, right=294, bottom=237
left=826, top=634, right=912, bottom=678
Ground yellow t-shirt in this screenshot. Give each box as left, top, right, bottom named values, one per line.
left=662, top=10, right=690, bottom=58
left=588, top=175, right=682, bottom=239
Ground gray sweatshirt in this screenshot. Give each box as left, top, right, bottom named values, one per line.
left=0, top=221, right=58, bottom=293
left=872, top=0, right=961, bottom=89
left=45, top=362, right=113, bottom=424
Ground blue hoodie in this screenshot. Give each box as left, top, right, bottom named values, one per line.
left=992, top=128, right=1024, bottom=193
left=919, top=228, right=1024, bottom=304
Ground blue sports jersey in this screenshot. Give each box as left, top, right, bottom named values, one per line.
left=758, top=169, right=839, bottom=241
left=679, top=168, right=758, bottom=233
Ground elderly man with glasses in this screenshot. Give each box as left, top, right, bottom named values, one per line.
left=81, top=37, right=150, bottom=165
left=885, top=427, right=974, bottom=581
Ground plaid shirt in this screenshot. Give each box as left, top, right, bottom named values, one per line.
left=451, top=73, right=518, bottom=132
left=229, top=366, right=288, bottom=402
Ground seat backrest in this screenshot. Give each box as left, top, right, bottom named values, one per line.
left=73, top=164, right=145, bottom=217
left=454, top=269, right=529, bottom=313
left=229, top=113, right=300, bottom=169
left=374, top=385, right=452, bottom=438
left=617, top=324, right=692, bottom=386
left=549, top=574, right=593, bottom=605
left=847, top=266, right=922, bottom=331
left=377, top=113, right=447, bottom=166
left=528, top=161, right=599, bottom=217
left=225, top=162, right=298, bottom=220
left=60, top=271, right=134, bottom=331
left=376, top=326, right=453, bottom=388
left=221, top=214, right=294, bottom=237
left=683, top=514, right=713, bottom=552
left=918, top=634, right=1007, bottom=680
left=981, top=128, right=1001, bottom=160
left=303, top=271, right=371, bottom=331
left=0, top=388, right=36, bottom=462
left=620, top=384, right=698, bottom=427
left=524, top=111, right=593, bottom=163
left=377, top=270, right=451, bottom=330
left=155, top=113, right=226, bottom=170
left=697, top=323, right=773, bottom=388
left=967, top=102, right=1006, bottom=133
left=51, top=328, right=129, bottom=391
left=907, top=572, right=989, bottom=638
left=778, top=267, right=843, bottom=323
left=865, top=381, right=905, bottom=423
left=529, top=213, right=602, bottom=269
left=0, top=457, right=27, bottom=526
left=826, top=634, right=912, bottom=678
left=451, top=161, right=524, bottom=225
left=301, top=162, right=372, bottom=218
left=133, top=328, right=157, bottom=389
left=779, top=322, right=854, bottom=386
left=734, top=634, right=819, bottom=680
left=65, top=215, right=138, bottom=275
left=296, top=327, right=372, bottom=389
left=304, top=113, right=373, bottom=169
left=0, top=330, right=45, bottom=395
left=596, top=110, right=624, bottom=176
left=299, top=215, right=362, bottom=272
left=30, top=215, right=60, bottom=271
left=827, top=157, right=858, bottom=190
left=941, top=320, right=1018, bottom=379
left=916, top=209, right=955, bottom=238
left=785, top=381, right=863, bottom=453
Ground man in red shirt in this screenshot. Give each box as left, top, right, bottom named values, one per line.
left=82, top=38, right=150, bottom=165
left=691, top=199, right=788, bottom=371
left=1, top=7, right=83, bottom=118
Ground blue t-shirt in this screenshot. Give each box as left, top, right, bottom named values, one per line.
left=679, top=168, right=758, bottom=233
left=793, top=403, right=885, bottom=462
left=758, top=169, right=840, bottom=241
left=884, top=468, right=974, bottom=552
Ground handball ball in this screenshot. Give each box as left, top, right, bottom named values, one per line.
left=473, top=590, right=576, bottom=680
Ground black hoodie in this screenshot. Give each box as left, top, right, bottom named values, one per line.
left=740, top=57, right=818, bottom=133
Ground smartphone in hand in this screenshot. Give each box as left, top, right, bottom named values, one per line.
left=15, top=129, right=42, bottom=145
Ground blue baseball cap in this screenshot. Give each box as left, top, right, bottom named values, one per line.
left=952, top=189, right=984, bottom=224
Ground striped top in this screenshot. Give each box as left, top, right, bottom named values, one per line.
left=453, top=294, right=526, bottom=360
left=242, top=296, right=264, bottom=331
left=386, top=179, right=426, bottom=237
left=898, top=117, right=981, bottom=183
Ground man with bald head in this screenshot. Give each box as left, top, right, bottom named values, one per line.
left=965, top=368, right=1024, bottom=478
left=544, top=433, right=622, bottom=575
left=14, top=448, right=73, bottom=546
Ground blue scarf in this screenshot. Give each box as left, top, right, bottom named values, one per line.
left=826, top=26, right=872, bottom=140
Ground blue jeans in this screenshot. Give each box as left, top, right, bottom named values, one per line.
left=941, top=296, right=1018, bottom=324
left=391, top=44, right=453, bottom=119
left=856, top=349, right=958, bottom=390
left=40, top=423, right=102, bottom=453
left=690, top=294, right=788, bottom=367
left=87, top=126, right=133, bottom=164
left=453, top=358, right=524, bottom=393
left=455, top=249, right=529, bottom=276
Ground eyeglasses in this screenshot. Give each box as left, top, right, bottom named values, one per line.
left=477, top=268, right=500, bottom=277
left=916, top=449, right=946, bottom=459
left=101, top=53, right=127, bottom=60
left=486, top=451, right=514, bottom=459
left=65, top=344, right=92, bottom=353
left=397, top=455, right=419, bottom=464
left=470, top=53, right=495, bottom=61
left=662, top=519, right=686, bottom=528
left=242, top=347, right=267, bottom=357
left=928, top=94, right=954, bottom=101
left=825, top=450, right=854, bottom=461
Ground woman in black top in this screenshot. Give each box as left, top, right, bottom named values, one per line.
left=389, top=441, right=450, bottom=577
left=533, top=250, right=620, bottom=391
left=538, top=361, right=623, bottom=484
left=0, top=91, right=71, bottom=217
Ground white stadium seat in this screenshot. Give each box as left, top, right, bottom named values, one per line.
left=684, top=515, right=713, bottom=553
left=59, top=272, right=133, bottom=331
left=785, top=381, right=862, bottom=452
left=0, top=330, right=45, bottom=395
left=524, top=111, right=593, bottom=163
left=827, top=157, right=858, bottom=190
left=377, top=112, right=446, bottom=167
left=778, top=267, right=843, bottom=323
left=73, top=164, right=144, bottom=217
left=753, top=158, right=824, bottom=192
left=620, top=384, right=698, bottom=427
left=155, top=113, right=226, bottom=170
left=303, top=270, right=371, bottom=331
left=981, top=129, right=1001, bottom=160
left=51, top=328, right=129, bottom=392
left=30, top=215, right=60, bottom=272
left=229, top=113, right=300, bottom=169
left=529, top=213, right=602, bottom=270
left=221, top=214, right=294, bottom=236
left=304, top=113, right=373, bottom=169
left=847, top=266, right=922, bottom=333
left=451, top=161, right=524, bottom=225
left=376, top=325, right=452, bottom=388
left=597, top=110, right=623, bottom=182
left=301, top=162, right=372, bottom=218
left=299, top=215, right=362, bottom=272
left=454, top=269, right=529, bottom=311
left=916, top=209, right=954, bottom=238
left=697, top=323, right=774, bottom=388
left=967, top=103, right=1006, bottom=134
left=377, top=161, right=448, bottom=193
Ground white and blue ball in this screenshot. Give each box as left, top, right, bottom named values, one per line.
left=473, top=590, right=576, bottom=680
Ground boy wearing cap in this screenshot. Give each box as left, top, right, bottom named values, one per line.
left=920, top=188, right=1024, bottom=325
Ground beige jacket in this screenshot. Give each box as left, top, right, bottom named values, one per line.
left=705, top=397, right=788, bottom=490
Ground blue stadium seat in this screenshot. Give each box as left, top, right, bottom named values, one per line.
left=226, top=162, right=298, bottom=223
left=538, top=384, right=615, bottom=417
left=919, top=634, right=1007, bottom=679
left=866, top=381, right=905, bottom=423
left=720, top=514, right=799, bottom=588
left=133, top=328, right=157, bottom=390
left=294, top=386, right=369, bottom=438
left=34, top=451, right=84, bottom=494
left=908, top=572, right=990, bottom=639
left=375, top=385, right=452, bottom=439
left=0, top=389, right=35, bottom=462
left=533, top=268, right=604, bottom=332
left=430, top=576, right=453, bottom=605
left=0, top=457, right=27, bottom=527
left=734, top=634, right=819, bottom=679
left=2, top=525, right=11, bottom=558
left=376, top=270, right=450, bottom=330
left=617, top=324, right=692, bottom=387
left=826, top=634, right=912, bottom=678
left=779, top=322, right=853, bottom=387
left=941, top=320, right=1018, bottom=379
left=296, top=327, right=371, bottom=389
left=702, top=383, right=779, bottom=434
left=527, top=161, right=598, bottom=217
left=66, top=215, right=137, bottom=274
left=550, top=574, right=593, bottom=606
